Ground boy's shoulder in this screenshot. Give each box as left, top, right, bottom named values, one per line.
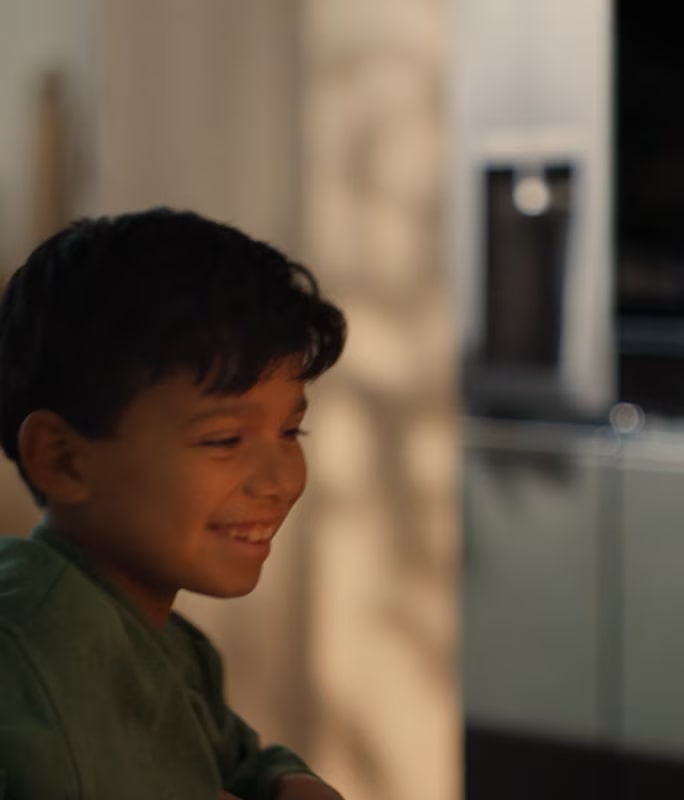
left=0, top=534, right=219, bottom=692
left=0, top=533, right=135, bottom=691
left=0, top=534, right=72, bottom=628
left=0, top=533, right=205, bottom=738
left=0, top=533, right=215, bottom=665
left=0, top=536, right=231, bottom=799
left=0, top=533, right=154, bottom=677
left=0, top=532, right=225, bottom=731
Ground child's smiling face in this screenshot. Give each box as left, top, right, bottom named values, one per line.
left=56, top=358, right=308, bottom=624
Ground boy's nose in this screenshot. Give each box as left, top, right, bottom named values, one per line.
left=243, top=444, right=306, bottom=503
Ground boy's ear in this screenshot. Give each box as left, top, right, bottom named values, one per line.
left=18, top=411, right=92, bottom=504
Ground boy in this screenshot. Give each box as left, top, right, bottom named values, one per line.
left=0, top=208, right=347, bottom=800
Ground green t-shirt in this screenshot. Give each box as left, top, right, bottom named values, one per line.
left=0, top=525, right=313, bottom=799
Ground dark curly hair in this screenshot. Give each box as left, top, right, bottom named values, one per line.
left=0, top=207, right=346, bottom=504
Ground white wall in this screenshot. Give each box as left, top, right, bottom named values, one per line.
left=298, top=2, right=459, bottom=797
left=93, top=0, right=300, bottom=248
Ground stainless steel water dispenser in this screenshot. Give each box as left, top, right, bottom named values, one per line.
left=450, top=0, right=613, bottom=422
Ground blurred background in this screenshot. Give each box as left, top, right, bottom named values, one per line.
left=3, top=1, right=684, bottom=799
left=455, top=2, right=684, bottom=799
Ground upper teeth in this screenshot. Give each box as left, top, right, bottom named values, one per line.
left=220, top=524, right=276, bottom=543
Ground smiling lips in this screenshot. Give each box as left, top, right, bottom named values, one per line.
left=209, top=522, right=279, bottom=543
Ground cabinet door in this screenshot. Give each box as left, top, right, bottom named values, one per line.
left=621, top=437, right=684, bottom=758
left=463, top=422, right=604, bottom=742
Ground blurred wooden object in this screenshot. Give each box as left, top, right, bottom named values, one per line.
left=0, top=70, right=68, bottom=537
left=31, top=70, right=68, bottom=247
left=0, top=454, right=40, bottom=536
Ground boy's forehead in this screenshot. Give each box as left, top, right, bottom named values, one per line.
left=117, top=370, right=307, bottom=434
left=187, top=389, right=307, bottom=423
left=187, top=373, right=307, bottom=423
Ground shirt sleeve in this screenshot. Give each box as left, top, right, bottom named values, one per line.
left=169, top=613, right=318, bottom=800
left=219, top=708, right=316, bottom=800
left=0, top=630, right=80, bottom=800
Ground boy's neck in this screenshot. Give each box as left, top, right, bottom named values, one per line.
left=43, top=509, right=176, bottom=628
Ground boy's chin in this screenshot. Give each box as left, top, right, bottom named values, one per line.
left=190, top=573, right=263, bottom=599
left=214, top=584, right=259, bottom=599
left=177, top=558, right=266, bottom=599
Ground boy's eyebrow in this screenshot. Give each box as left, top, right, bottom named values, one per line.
left=185, top=395, right=308, bottom=427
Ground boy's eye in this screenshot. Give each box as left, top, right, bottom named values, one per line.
left=199, top=428, right=309, bottom=447
left=283, top=427, right=309, bottom=440
left=201, top=436, right=242, bottom=448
